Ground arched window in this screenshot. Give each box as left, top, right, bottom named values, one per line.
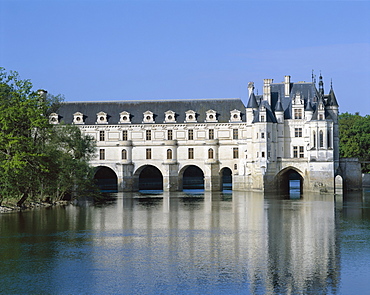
left=122, top=149, right=127, bottom=160
left=208, top=148, right=214, bottom=159
left=167, top=149, right=172, bottom=160
left=327, top=129, right=331, bottom=148
left=319, top=130, right=324, bottom=148
left=313, top=131, right=316, bottom=148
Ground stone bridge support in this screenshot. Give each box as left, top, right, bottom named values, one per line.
left=338, top=158, right=362, bottom=192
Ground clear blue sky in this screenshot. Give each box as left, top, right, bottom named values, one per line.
left=1, top=0, right=369, bottom=115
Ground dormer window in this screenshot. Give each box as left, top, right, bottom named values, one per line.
left=229, top=109, right=241, bottom=122
left=143, top=111, right=154, bottom=123
left=96, top=111, right=108, bottom=124
left=205, top=109, right=217, bottom=122
left=73, top=112, right=84, bottom=124
left=294, top=109, right=303, bottom=119
left=185, top=110, right=197, bottom=123
left=292, top=93, right=304, bottom=120
left=164, top=110, right=176, bottom=123
left=259, top=105, right=266, bottom=122
left=49, top=113, right=59, bottom=124
left=119, top=111, right=131, bottom=124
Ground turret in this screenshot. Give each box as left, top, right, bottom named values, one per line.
left=326, top=82, right=339, bottom=122
left=246, top=82, right=258, bottom=124
left=275, top=97, right=284, bottom=123
left=304, top=100, right=314, bottom=121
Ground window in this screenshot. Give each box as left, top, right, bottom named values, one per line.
left=313, top=131, right=316, bottom=148
left=233, top=129, right=238, bottom=140
left=122, top=130, right=128, bottom=141
left=168, top=130, right=173, bottom=140
left=167, top=149, right=172, bottom=159
left=327, top=130, right=331, bottom=148
left=146, top=130, right=151, bottom=140
left=234, top=164, right=237, bottom=170
left=293, top=146, right=298, bottom=158
left=294, top=109, right=302, bottom=119
left=261, top=132, right=265, bottom=139
left=188, top=148, right=194, bottom=159
left=122, top=149, right=127, bottom=160
left=319, top=114, right=324, bottom=120
left=146, top=148, right=152, bottom=159
left=209, top=129, right=214, bottom=140
left=188, top=129, right=194, bottom=140
left=295, top=128, right=302, bottom=137
left=208, top=148, right=214, bottom=159
left=233, top=147, right=239, bottom=159
left=319, top=130, right=324, bottom=148
left=262, top=151, right=265, bottom=158
left=299, top=146, right=304, bottom=158
left=260, top=115, right=265, bottom=122
left=99, top=131, right=105, bottom=141
left=99, top=149, right=105, bottom=160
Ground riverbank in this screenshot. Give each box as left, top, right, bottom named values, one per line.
left=0, top=200, right=70, bottom=213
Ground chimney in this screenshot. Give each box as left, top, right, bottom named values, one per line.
left=263, top=79, right=273, bottom=105
left=284, top=75, right=291, bottom=97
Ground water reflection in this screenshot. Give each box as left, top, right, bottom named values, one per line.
left=1, top=191, right=370, bottom=294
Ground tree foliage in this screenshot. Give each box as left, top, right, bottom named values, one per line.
left=339, top=112, right=370, bottom=173
left=0, top=68, right=98, bottom=206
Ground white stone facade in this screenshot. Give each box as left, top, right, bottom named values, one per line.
left=56, top=74, right=339, bottom=194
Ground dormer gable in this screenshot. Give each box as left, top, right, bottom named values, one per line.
left=185, top=110, right=197, bottom=123
left=164, top=110, right=176, bottom=123
left=73, top=112, right=84, bottom=124
left=96, top=111, right=108, bottom=124
left=49, top=113, right=59, bottom=124
left=205, top=109, right=218, bottom=122
left=292, top=92, right=304, bottom=120
left=143, top=110, right=154, bottom=123
left=229, top=109, right=242, bottom=122
left=119, top=111, right=131, bottom=124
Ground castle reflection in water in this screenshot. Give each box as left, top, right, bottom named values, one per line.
left=65, top=191, right=340, bottom=294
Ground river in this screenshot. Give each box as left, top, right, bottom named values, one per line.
left=1, top=190, right=369, bottom=294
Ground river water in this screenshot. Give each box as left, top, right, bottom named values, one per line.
left=1, top=190, right=369, bottom=295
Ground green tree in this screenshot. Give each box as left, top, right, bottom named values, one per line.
left=0, top=68, right=98, bottom=206
left=339, top=112, right=370, bottom=173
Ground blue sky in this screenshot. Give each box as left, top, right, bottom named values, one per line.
left=1, top=0, right=369, bottom=115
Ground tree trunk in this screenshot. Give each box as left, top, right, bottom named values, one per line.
left=17, top=192, right=28, bottom=207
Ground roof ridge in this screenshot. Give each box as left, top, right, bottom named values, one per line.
left=62, top=98, right=241, bottom=104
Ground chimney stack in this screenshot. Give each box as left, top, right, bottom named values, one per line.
left=284, top=75, right=291, bottom=97
left=263, top=79, right=273, bottom=105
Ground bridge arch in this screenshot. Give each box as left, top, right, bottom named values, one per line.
left=179, top=165, right=205, bottom=190
left=276, top=167, right=304, bottom=197
left=134, top=165, right=163, bottom=191
left=94, top=166, right=118, bottom=192
left=220, top=167, right=232, bottom=191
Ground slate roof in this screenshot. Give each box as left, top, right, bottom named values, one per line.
left=56, top=98, right=246, bottom=125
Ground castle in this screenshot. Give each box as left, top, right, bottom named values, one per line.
left=54, top=74, right=339, bottom=194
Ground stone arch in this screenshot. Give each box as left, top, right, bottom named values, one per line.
left=94, top=166, right=118, bottom=192
left=276, top=167, right=304, bottom=197
left=335, top=174, right=343, bottom=195
left=134, top=165, right=163, bottom=191
left=220, top=167, right=232, bottom=191
left=179, top=165, right=205, bottom=190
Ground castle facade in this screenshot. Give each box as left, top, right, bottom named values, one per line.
left=54, top=74, right=339, bottom=194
